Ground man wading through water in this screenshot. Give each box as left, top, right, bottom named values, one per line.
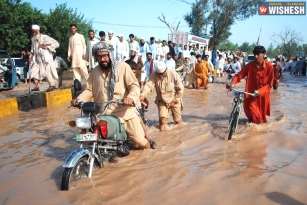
left=71, top=42, right=154, bottom=149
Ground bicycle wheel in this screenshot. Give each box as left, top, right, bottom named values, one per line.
left=228, top=112, right=239, bottom=140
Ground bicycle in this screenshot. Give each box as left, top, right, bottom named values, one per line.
left=227, top=89, right=255, bottom=140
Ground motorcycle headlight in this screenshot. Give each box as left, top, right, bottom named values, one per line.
left=75, top=116, right=92, bottom=129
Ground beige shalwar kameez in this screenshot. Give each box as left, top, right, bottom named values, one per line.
left=86, top=38, right=100, bottom=72
left=68, top=32, right=89, bottom=81
left=141, top=69, right=184, bottom=122
left=77, top=62, right=148, bottom=147
left=31, top=34, right=59, bottom=86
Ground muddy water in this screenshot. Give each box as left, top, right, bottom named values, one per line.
left=0, top=73, right=307, bottom=205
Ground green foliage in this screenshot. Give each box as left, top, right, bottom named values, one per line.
left=183, top=0, right=262, bottom=48
left=183, top=0, right=210, bottom=36
left=266, top=43, right=279, bottom=58
left=0, top=1, right=92, bottom=57
left=217, top=40, right=238, bottom=51
left=0, top=0, right=46, bottom=54
left=238, top=42, right=256, bottom=54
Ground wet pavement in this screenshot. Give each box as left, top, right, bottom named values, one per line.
left=0, top=72, right=306, bottom=205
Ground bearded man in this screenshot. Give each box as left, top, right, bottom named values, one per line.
left=30, top=24, right=59, bottom=91
left=71, top=42, right=151, bottom=149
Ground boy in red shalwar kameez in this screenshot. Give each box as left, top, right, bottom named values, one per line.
left=226, top=46, right=274, bottom=124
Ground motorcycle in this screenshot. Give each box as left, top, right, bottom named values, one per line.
left=61, top=99, right=131, bottom=190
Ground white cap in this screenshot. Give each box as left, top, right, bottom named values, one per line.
left=155, top=61, right=167, bottom=73
left=140, top=37, right=145, bottom=40
left=117, top=34, right=123, bottom=37
left=32, top=25, right=40, bottom=30
left=108, top=30, right=113, bottom=34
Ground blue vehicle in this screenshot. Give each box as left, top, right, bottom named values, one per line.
left=0, top=51, right=18, bottom=90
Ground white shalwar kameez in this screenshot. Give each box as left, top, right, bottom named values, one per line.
left=31, top=34, right=59, bottom=87
left=86, top=38, right=100, bottom=71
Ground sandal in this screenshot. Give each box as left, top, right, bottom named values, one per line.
left=149, top=139, right=157, bottom=149
left=31, top=87, right=40, bottom=91
left=46, top=87, right=55, bottom=92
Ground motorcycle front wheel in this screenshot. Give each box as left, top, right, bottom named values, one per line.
left=61, top=156, right=90, bottom=190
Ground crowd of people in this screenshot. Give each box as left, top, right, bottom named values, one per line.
left=12, top=24, right=307, bottom=149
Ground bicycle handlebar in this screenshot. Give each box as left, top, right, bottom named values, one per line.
left=232, top=89, right=255, bottom=97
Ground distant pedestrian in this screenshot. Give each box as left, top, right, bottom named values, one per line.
left=108, top=30, right=118, bottom=59
left=273, top=58, right=282, bottom=90
left=117, top=34, right=129, bottom=62
left=129, top=34, right=140, bottom=55
left=139, top=37, right=149, bottom=63
left=68, top=24, right=88, bottom=83
left=86, top=30, right=99, bottom=72
left=20, top=49, right=29, bottom=84
left=148, top=37, right=159, bottom=60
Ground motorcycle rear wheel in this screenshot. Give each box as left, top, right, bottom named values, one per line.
left=61, top=156, right=90, bottom=190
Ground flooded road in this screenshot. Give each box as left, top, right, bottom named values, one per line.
left=0, top=73, right=307, bottom=205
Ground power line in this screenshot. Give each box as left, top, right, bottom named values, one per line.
left=92, top=21, right=189, bottom=28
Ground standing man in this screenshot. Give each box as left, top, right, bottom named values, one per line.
left=205, top=54, right=214, bottom=75
left=194, top=44, right=203, bottom=56
left=129, top=34, right=140, bottom=55
left=52, top=50, right=68, bottom=88
left=273, top=58, right=282, bottom=90
left=86, top=30, right=100, bottom=72
left=148, top=37, right=159, bottom=60
left=31, top=24, right=59, bottom=91
left=212, top=48, right=217, bottom=67
left=194, top=54, right=210, bottom=90
left=168, top=41, right=175, bottom=57
left=230, top=56, right=241, bottom=74
left=226, top=46, right=274, bottom=124
left=141, top=52, right=157, bottom=89
left=108, top=30, right=118, bottom=59
left=117, top=34, right=129, bottom=62
left=140, top=61, right=184, bottom=131
left=139, top=37, right=149, bottom=63
left=182, top=45, right=191, bottom=58
left=99, top=31, right=112, bottom=44
left=161, top=40, right=169, bottom=57
left=72, top=41, right=151, bottom=149
left=215, top=54, right=225, bottom=77
left=21, top=49, right=29, bottom=84
left=68, top=24, right=88, bottom=83
left=164, top=52, right=176, bottom=70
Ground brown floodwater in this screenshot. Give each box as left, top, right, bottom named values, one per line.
left=0, top=73, right=307, bottom=205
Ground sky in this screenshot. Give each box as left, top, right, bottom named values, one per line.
left=24, top=0, right=307, bottom=49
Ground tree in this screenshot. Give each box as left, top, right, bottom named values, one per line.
left=183, top=0, right=210, bottom=36
left=46, top=3, right=93, bottom=57
left=271, top=27, right=302, bottom=59
left=181, top=0, right=262, bottom=48
left=0, top=0, right=46, bottom=55
left=266, top=43, right=279, bottom=58
left=157, top=14, right=180, bottom=33
left=218, top=40, right=238, bottom=51
left=238, top=42, right=256, bottom=54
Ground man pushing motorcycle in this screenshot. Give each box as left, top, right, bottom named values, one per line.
left=71, top=41, right=152, bottom=149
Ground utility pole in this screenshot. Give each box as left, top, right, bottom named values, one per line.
left=256, top=17, right=264, bottom=46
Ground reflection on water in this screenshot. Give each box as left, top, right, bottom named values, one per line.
left=0, top=73, right=307, bottom=205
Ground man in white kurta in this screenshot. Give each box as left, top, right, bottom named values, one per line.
left=68, top=24, right=89, bottom=82
left=139, top=38, right=149, bottom=63
left=30, top=25, right=59, bottom=91
left=108, top=30, right=118, bottom=59
left=117, top=34, right=129, bottom=62
left=86, top=30, right=100, bottom=72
